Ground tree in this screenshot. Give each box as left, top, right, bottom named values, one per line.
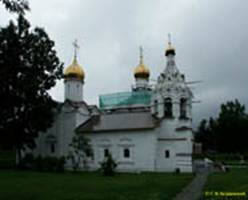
left=195, top=99, right=248, bottom=154
left=0, top=0, right=29, bottom=14
left=216, top=100, right=248, bottom=153
left=68, top=132, right=93, bottom=171
left=194, top=117, right=217, bottom=152
left=0, top=15, right=63, bottom=162
left=100, top=153, right=117, bottom=176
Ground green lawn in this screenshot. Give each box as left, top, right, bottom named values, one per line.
left=204, top=168, right=248, bottom=192
left=0, top=170, right=193, bottom=200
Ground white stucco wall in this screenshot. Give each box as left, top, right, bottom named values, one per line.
left=84, top=130, right=157, bottom=172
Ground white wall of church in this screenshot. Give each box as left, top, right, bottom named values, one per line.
left=84, top=130, right=157, bottom=172
left=155, top=119, right=193, bottom=172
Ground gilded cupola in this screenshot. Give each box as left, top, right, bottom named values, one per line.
left=134, top=46, right=150, bottom=79
left=64, top=57, right=85, bottom=80
left=64, top=40, right=85, bottom=81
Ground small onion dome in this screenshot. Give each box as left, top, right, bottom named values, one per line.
left=165, top=42, right=176, bottom=56
left=134, top=46, right=150, bottom=79
left=64, top=57, right=85, bottom=80
left=134, top=61, right=150, bottom=79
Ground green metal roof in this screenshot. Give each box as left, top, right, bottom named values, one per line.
left=99, top=91, right=152, bottom=109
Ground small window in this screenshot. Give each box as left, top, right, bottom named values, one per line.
left=50, top=144, right=55, bottom=153
left=154, top=100, right=158, bottom=114
left=123, top=148, right=130, bottom=158
left=180, top=98, right=187, bottom=119
left=104, top=149, right=109, bottom=157
left=86, top=148, right=93, bottom=158
left=164, top=98, right=173, bottom=118
left=165, top=150, right=170, bottom=158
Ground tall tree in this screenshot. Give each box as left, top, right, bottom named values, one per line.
left=0, top=15, right=63, bottom=161
left=0, top=0, right=29, bottom=14
left=195, top=99, right=248, bottom=154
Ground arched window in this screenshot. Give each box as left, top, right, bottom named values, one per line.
left=46, top=134, right=57, bottom=154
left=180, top=98, right=187, bottom=119
left=165, top=150, right=170, bottom=158
left=50, top=144, right=55, bottom=153
left=104, top=149, right=109, bottom=157
left=123, top=148, right=130, bottom=158
left=154, top=100, right=158, bottom=114
left=164, top=98, right=173, bottom=117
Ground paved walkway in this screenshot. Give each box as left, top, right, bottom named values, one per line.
left=173, top=172, right=209, bottom=200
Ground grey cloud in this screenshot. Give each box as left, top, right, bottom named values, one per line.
left=1, top=0, right=248, bottom=128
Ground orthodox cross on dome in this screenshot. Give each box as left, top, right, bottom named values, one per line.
left=139, top=46, right=144, bottom=64
left=72, top=39, right=80, bottom=59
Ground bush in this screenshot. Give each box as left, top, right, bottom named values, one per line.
left=56, top=157, right=65, bottom=173
left=34, top=155, right=43, bottom=172
left=20, top=155, right=65, bottom=173
left=100, top=154, right=117, bottom=176
left=19, top=153, right=34, bottom=170
left=0, top=150, right=15, bottom=169
left=175, top=168, right=180, bottom=174
left=43, top=156, right=57, bottom=172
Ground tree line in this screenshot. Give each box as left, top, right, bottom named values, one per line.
left=195, top=99, right=248, bottom=154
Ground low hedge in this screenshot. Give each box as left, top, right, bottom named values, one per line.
left=19, top=154, right=65, bottom=173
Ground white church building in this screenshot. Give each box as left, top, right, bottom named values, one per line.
left=33, top=39, right=194, bottom=172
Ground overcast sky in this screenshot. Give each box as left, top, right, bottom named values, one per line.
left=1, top=0, right=248, bottom=127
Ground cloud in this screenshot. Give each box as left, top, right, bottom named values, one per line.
left=1, top=0, right=248, bottom=127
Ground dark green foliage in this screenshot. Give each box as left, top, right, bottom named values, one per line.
left=0, top=15, right=63, bottom=159
left=0, top=0, right=29, bottom=14
left=56, top=157, right=65, bottom=173
left=18, top=153, right=34, bottom=169
left=33, top=155, right=43, bottom=172
left=175, top=168, right=180, bottom=174
left=68, top=133, right=93, bottom=171
left=19, top=154, right=65, bottom=173
left=100, top=154, right=117, bottom=176
left=195, top=99, right=248, bottom=154
left=0, top=150, right=15, bottom=169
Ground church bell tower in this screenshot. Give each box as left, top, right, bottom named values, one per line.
left=64, top=40, right=85, bottom=102
left=151, top=35, right=193, bottom=120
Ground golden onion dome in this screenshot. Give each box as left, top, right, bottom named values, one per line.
left=134, top=46, right=150, bottom=79
left=64, top=57, right=85, bottom=80
left=134, top=62, right=150, bottom=78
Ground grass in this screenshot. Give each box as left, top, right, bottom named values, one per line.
left=0, top=170, right=193, bottom=200
left=204, top=168, right=248, bottom=192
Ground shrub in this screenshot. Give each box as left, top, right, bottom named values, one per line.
left=21, top=155, right=65, bottom=173
left=19, top=153, right=34, bottom=170
left=34, top=155, right=43, bottom=172
left=0, top=150, right=15, bottom=169
left=100, top=154, right=117, bottom=176
left=56, top=156, right=65, bottom=173
left=175, top=168, right=180, bottom=174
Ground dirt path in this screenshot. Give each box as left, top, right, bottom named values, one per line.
left=173, top=172, right=209, bottom=200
